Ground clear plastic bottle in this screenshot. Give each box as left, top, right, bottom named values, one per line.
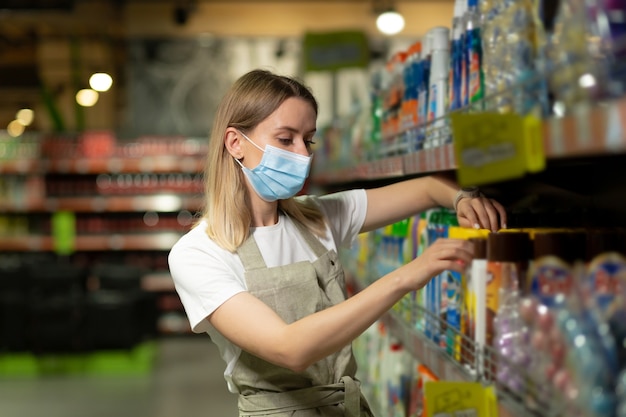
left=481, top=0, right=504, bottom=111
left=449, top=0, right=466, bottom=112
left=546, top=0, right=607, bottom=113
left=503, top=0, right=550, bottom=116
left=466, top=0, right=485, bottom=112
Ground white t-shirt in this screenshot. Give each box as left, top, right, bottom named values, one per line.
left=168, top=189, right=367, bottom=393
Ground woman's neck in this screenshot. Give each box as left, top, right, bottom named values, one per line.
left=250, top=198, right=280, bottom=227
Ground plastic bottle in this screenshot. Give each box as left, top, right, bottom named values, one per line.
left=425, top=26, right=450, bottom=149
left=501, top=0, right=550, bottom=117
left=368, top=70, right=383, bottom=161
left=402, top=42, right=421, bottom=153
left=546, top=0, right=601, bottom=113
left=481, top=0, right=504, bottom=111
left=414, top=211, right=429, bottom=333
left=459, top=0, right=469, bottom=108
left=465, top=0, right=485, bottom=111
left=548, top=0, right=626, bottom=111
left=449, top=0, right=465, bottom=112
left=386, top=52, right=406, bottom=155
left=485, top=231, right=531, bottom=378
left=523, top=231, right=589, bottom=410
left=441, top=210, right=461, bottom=356
left=529, top=231, right=586, bottom=306
left=416, top=32, right=432, bottom=151
left=424, top=209, right=444, bottom=342
left=467, top=237, right=487, bottom=373
left=584, top=230, right=626, bottom=321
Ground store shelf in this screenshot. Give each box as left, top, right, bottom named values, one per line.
left=313, top=96, right=626, bottom=184
left=543, top=97, right=626, bottom=158
left=0, top=195, right=202, bottom=213
left=380, top=311, right=540, bottom=417
left=141, top=272, right=176, bottom=292
left=0, top=155, right=204, bottom=175
left=0, top=232, right=182, bottom=252
left=0, top=159, right=39, bottom=174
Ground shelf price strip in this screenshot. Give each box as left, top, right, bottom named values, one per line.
left=424, top=381, right=498, bottom=417
left=450, top=113, right=545, bottom=187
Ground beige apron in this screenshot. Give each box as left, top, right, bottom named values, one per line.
left=233, top=218, right=374, bottom=417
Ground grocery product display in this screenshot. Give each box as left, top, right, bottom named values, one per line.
left=2, top=0, right=626, bottom=412
left=313, top=0, right=626, bottom=184
left=346, top=216, right=626, bottom=417
left=316, top=1, right=626, bottom=416
left=0, top=131, right=207, bottom=362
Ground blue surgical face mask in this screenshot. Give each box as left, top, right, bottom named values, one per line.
left=234, top=131, right=312, bottom=202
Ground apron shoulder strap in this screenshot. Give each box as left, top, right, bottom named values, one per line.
left=237, top=235, right=267, bottom=270
left=291, top=217, right=328, bottom=259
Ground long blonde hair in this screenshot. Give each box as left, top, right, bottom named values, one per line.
left=200, top=69, right=326, bottom=252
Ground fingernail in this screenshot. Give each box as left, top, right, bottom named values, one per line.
left=502, top=223, right=507, bottom=229
left=473, top=223, right=480, bottom=229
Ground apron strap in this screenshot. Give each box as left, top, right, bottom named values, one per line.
left=237, top=233, right=267, bottom=270
left=342, top=376, right=360, bottom=417
left=291, top=216, right=329, bottom=259
left=238, top=376, right=361, bottom=416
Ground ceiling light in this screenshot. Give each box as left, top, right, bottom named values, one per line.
left=89, top=72, right=113, bottom=92
left=7, top=120, right=25, bottom=137
left=16, top=108, right=35, bottom=126
left=76, top=89, right=99, bottom=107
left=376, top=9, right=405, bottom=35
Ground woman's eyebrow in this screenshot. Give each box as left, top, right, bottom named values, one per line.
left=274, top=126, right=317, bottom=134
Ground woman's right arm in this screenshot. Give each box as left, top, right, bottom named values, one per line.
left=208, top=237, right=473, bottom=372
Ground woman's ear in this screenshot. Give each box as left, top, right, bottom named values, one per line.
left=224, top=127, right=243, bottom=159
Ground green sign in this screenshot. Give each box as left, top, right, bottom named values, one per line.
left=303, top=31, right=369, bottom=72
left=52, top=211, right=76, bottom=255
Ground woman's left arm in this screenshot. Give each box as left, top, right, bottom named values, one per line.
left=361, top=174, right=507, bottom=233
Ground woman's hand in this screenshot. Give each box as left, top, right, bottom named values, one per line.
left=456, top=195, right=507, bottom=232
left=400, top=237, right=474, bottom=291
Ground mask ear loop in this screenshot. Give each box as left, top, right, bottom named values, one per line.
left=232, top=129, right=259, bottom=169
left=233, top=157, right=245, bottom=169
left=238, top=130, right=265, bottom=153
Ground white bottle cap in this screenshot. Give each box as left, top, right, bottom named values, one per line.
left=454, top=0, right=463, bottom=18
left=429, top=27, right=450, bottom=51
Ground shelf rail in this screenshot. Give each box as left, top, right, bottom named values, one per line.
left=381, top=303, right=589, bottom=417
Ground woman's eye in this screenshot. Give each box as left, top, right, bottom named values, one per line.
left=278, top=138, right=293, bottom=145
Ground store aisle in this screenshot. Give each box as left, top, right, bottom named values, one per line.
left=0, top=336, right=239, bottom=417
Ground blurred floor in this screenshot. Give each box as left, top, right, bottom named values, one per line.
left=0, top=336, right=239, bottom=417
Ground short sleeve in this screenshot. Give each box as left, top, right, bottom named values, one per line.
left=305, top=189, right=367, bottom=248
left=168, top=225, right=247, bottom=333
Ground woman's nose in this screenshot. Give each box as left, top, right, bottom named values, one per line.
left=293, top=140, right=311, bottom=156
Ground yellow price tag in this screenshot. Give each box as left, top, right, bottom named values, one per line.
left=450, top=113, right=545, bottom=187
left=52, top=211, right=76, bottom=255
left=425, top=381, right=498, bottom=417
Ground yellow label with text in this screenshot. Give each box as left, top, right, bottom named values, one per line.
left=425, top=381, right=498, bottom=417
left=450, top=113, right=545, bottom=187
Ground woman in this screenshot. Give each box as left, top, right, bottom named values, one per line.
left=168, top=69, right=507, bottom=416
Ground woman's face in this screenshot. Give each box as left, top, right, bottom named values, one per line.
left=240, top=97, right=317, bottom=169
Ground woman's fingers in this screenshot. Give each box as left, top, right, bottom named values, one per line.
left=457, top=197, right=507, bottom=232
left=406, top=238, right=474, bottom=290
left=420, top=238, right=473, bottom=271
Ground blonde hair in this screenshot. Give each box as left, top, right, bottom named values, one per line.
left=199, top=69, right=326, bottom=252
